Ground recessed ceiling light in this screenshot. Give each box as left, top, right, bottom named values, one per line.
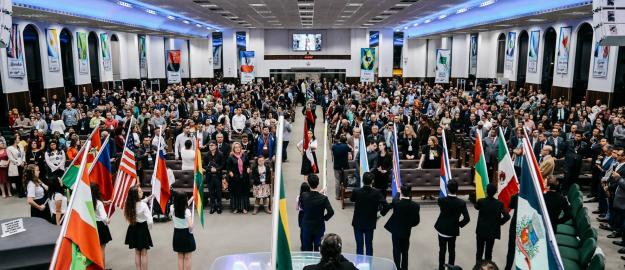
left=439, top=14, right=447, bottom=19
left=183, top=20, right=190, bottom=24
left=336, top=19, right=345, bottom=22
left=456, top=8, right=468, bottom=14
left=249, top=3, right=266, bottom=7
left=362, top=23, right=373, bottom=26
left=145, top=9, right=156, bottom=15
left=298, top=3, right=314, bottom=6
left=117, top=1, right=132, bottom=8
left=413, top=23, right=419, bottom=27
left=527, top=18, right=546, bottom=22
left=403, top=26, right=408, bottom=30
left=495, top=24, right=511, bottom=27
left=167, top=15, right=175, bottom=20
left=340, top=15, right=350, bottom=18
left=200, top=4, right=218, bottom=8
left=395, top=3, right=412, bottom=7
left=567, top=11, right=587, bottom=15
left=347, top=3, right=363, bottom=7
left=425, top=19, right=431, bottom=23
left=301, top=15, right=314, bottom=18
left=480, top=0, right=496, bottom=7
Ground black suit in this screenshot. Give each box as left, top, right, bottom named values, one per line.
left=434, top=195, right=470, bottom=270
left=301, top=191, right=334, bottom=251
left=475, top=197, right=510, bottom=263
left=505, top=194, right=518, bottom=270
left=350, top=186, right=388, bottom=256
left=382, top=198, right=420, bottom=270
left=302, top=255, right=358, bottom=270
left=204, top=150, right=225, bottom=211
left=544, top=191, right=572, bottom=233
left=562, top=139, right=588, bottom=191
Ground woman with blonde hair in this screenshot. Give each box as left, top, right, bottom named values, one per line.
left=226, top=142, right=251, bottom=214
left=401, top=125, right=419, bottom=160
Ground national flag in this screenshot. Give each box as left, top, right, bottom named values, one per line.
left=496, top=127, right=519, bottom=211
left=110, top=121, right=137, bottom=216
left=522, top=129, right=546, bottom=192
left=439, top=129, right=452, bottom=198
left=358, top=123, right=369, bottom=187
left=514, top=138, right=565, bottom=270
left=272, top=117, right=292, bottom=270
left=62, top=127, right=102, bottom=188
left=390, top=124, right=402, bottom=197
left=49, top=140, right=104, bottom=270
left=89, top=137, right=113, bottom=214
left=152, top=128, right=171, bottom=214
left=474, top=132, right=490, bottom=200
left=303, top=117, right=317, bottom=173
left=193, top=138, right=205, bottom=227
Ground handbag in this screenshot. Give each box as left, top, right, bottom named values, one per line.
left=8, top=163, right=18, bottom=177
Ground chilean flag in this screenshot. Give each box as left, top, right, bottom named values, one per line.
left=152, top=138, right=171, bottom=214
left=89, top=137, right=113, bottom=213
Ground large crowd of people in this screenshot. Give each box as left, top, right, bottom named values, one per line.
left=0, top=77, right=618, bottom=270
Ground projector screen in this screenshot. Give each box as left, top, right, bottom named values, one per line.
left=292, top=34, right=322, bottom=51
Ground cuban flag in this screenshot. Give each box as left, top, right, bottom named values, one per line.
left=515, top=138, right=564, bottom=270
left=358, top=123, right=369, bottom=187
left=439, top=129, right=452, bottom=198
left=390, top=124, right=402, bottom=197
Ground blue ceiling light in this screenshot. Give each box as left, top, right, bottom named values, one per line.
left=13, top=0, right=218, bottom=37
left=401, top=0, right=590, bottom=38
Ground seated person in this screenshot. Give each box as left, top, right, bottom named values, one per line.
left=303, top=233, right=357, bottom=270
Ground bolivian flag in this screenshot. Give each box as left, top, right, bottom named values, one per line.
left=474, top=132, right=490, bottom=200
left=62, top=128, right=101, bottom=188
left=193, top=138, right=204, bottom=226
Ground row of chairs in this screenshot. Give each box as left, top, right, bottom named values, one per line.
left=557, top=183, right=605, bottom=270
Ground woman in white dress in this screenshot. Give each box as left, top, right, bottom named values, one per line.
left=7, top=137, right=25, bottom=197
left=180, top=140, right=195, bottom=171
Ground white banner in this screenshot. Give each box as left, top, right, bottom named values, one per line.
left=435, top=49, right=450, bottom=84
left=556, top=27, right=571, bottom=74
left=592, top=42, right=609, bottom=78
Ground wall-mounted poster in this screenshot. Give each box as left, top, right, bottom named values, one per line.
left=240, top=51, right=255, bottom=84
left=100, top=33, right=112, bottom=71
left=435, top=49, right=451, bottom=84
left=528, top=30, right=540, bottom=73
left=46, top=28, right=60, bottom=72
left=360, top=48, right=376, bottom=83
left=592, top=42, right=609, bottom=78
left=469, top=34, right=478, bottom=76
left=76, top=31, right=89, bottom=74
left=213, top=45, right=222, bottom=69
left=556, top=26, right=572, bottom=74
left=138, top=35, right=148, bottom=78
left=166, top=50, right=181, bottom=84
left=7, top=24, right=25, bottom=78
left=504, top=32, right=517, bottom=71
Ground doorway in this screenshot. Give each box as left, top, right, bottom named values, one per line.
left=516, top=31, right=529, bottom=89
left=496, top=33, right=506, bottom=75
left=541, top=27, right=557, bottom=94
left=572, top=23, right=593, bottom=105
left=613, top=46, right=625, bottom=107
left=23, top=24, right=44, bottom=106
left=60, top=28, right=76, bottom=98
left=88, top=32, right=101, bottom=91
left=111, top=34, right=121, bottom=90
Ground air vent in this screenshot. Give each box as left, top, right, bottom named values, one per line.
left=192, top=0, right=211, bottom=3
left=400, top=0, right=419, bottom=2
left=389, top=7, right=405, bottom=11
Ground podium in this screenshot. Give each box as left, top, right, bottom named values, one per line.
left=210, top=252, right=397, bottom=270
left=0, top=217, right=60, bottom=270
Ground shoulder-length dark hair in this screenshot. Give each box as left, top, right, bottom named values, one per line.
left=124, top=186, right=140, bottom=225
left=173, top=191, right=188, bottom=219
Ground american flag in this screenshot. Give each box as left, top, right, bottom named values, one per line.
left=110, top=119, right=138, bottom=214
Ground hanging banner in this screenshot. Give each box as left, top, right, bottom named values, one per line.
left=360, top=48, right=375, bottom=83
left=213, top=45, right=222, bottom=69
left=138, top=35, right=148, bottom=78
left=76, top=31, right=89, bottom=74
left=6, top=24, right=25, bottom=78
left=469, top=34, right=478, bottom=76
left=556, top=26, right=571, bottom=74
left=46, top=28, right=60, bottom=72
left=504, top=32, right=517, bottom=71
left=240, top=51, right=255, bottom=84
left=435, top=49, right=451, bottom=84
left=527, top=30, right=540, bottom=73
left=100, top=33, right=112, bottom=71
left=592, top=42, right=609, bottom=78
left=166, top=50, right=181, bottom=84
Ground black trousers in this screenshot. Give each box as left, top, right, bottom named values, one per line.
left=207, top=174, right=222, bottom=210
left=438, top=235, right=456, bottom=270
left=282, top=141, right=289, bottom=161
left=392, top=235, right=410, bottom=270
left=476, top=236, right=495, bottom=263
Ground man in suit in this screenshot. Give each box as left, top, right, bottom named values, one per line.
left=215, top=133, right=231, bottom=156
left=548, top=128, right=565, bottom=158
left=332, top=136, right=351, bottom=200
left=381, top=184, right=420, bottom=270
left=562, top=131, right=588, bottom=191
left=366, top=125, right=384, bottom=146
left=301, top=175, right=334, bottom=252
left=435, top=180, right=470, bottom=270
left=607, top=147, right=625, bottom=251
left=482, top=129, right=498, bottom=179
left=350, top=172, right=388, bottom=256
left=544, top=176, right=572, bottom=233
left=533, top=132, right=549, bottom=158
left=475, top=183, right=510, bottom=265
left=539, top=145, right=556, bottom=186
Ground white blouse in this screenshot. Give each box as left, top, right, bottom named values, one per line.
left=27, top=181, right=46, bottom=200
left=45, top=150, right=66, bottom=171
left=169, top=205, right=191, bottom=229
left=135, top=198, right=154, bottom=225
left=95, top=200, right=108, bottom=223
left=49, top=192, right=68, bottom=216
left=180, top=149, right=195, bottom=171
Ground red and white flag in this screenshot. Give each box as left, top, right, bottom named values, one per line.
left=109, top=119, right=138, bottom=216
left=151, top=127, right=171, bottom=213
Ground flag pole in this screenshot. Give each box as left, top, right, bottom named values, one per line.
left=271, top=116, right=285, bottom=270
left=108, top=117, right=134, bottom=215
left=322, top=120, right=328, bottom=192
left=191, top=137, right=198, bottom=225
left=49, top=140, right=92, bottom=270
